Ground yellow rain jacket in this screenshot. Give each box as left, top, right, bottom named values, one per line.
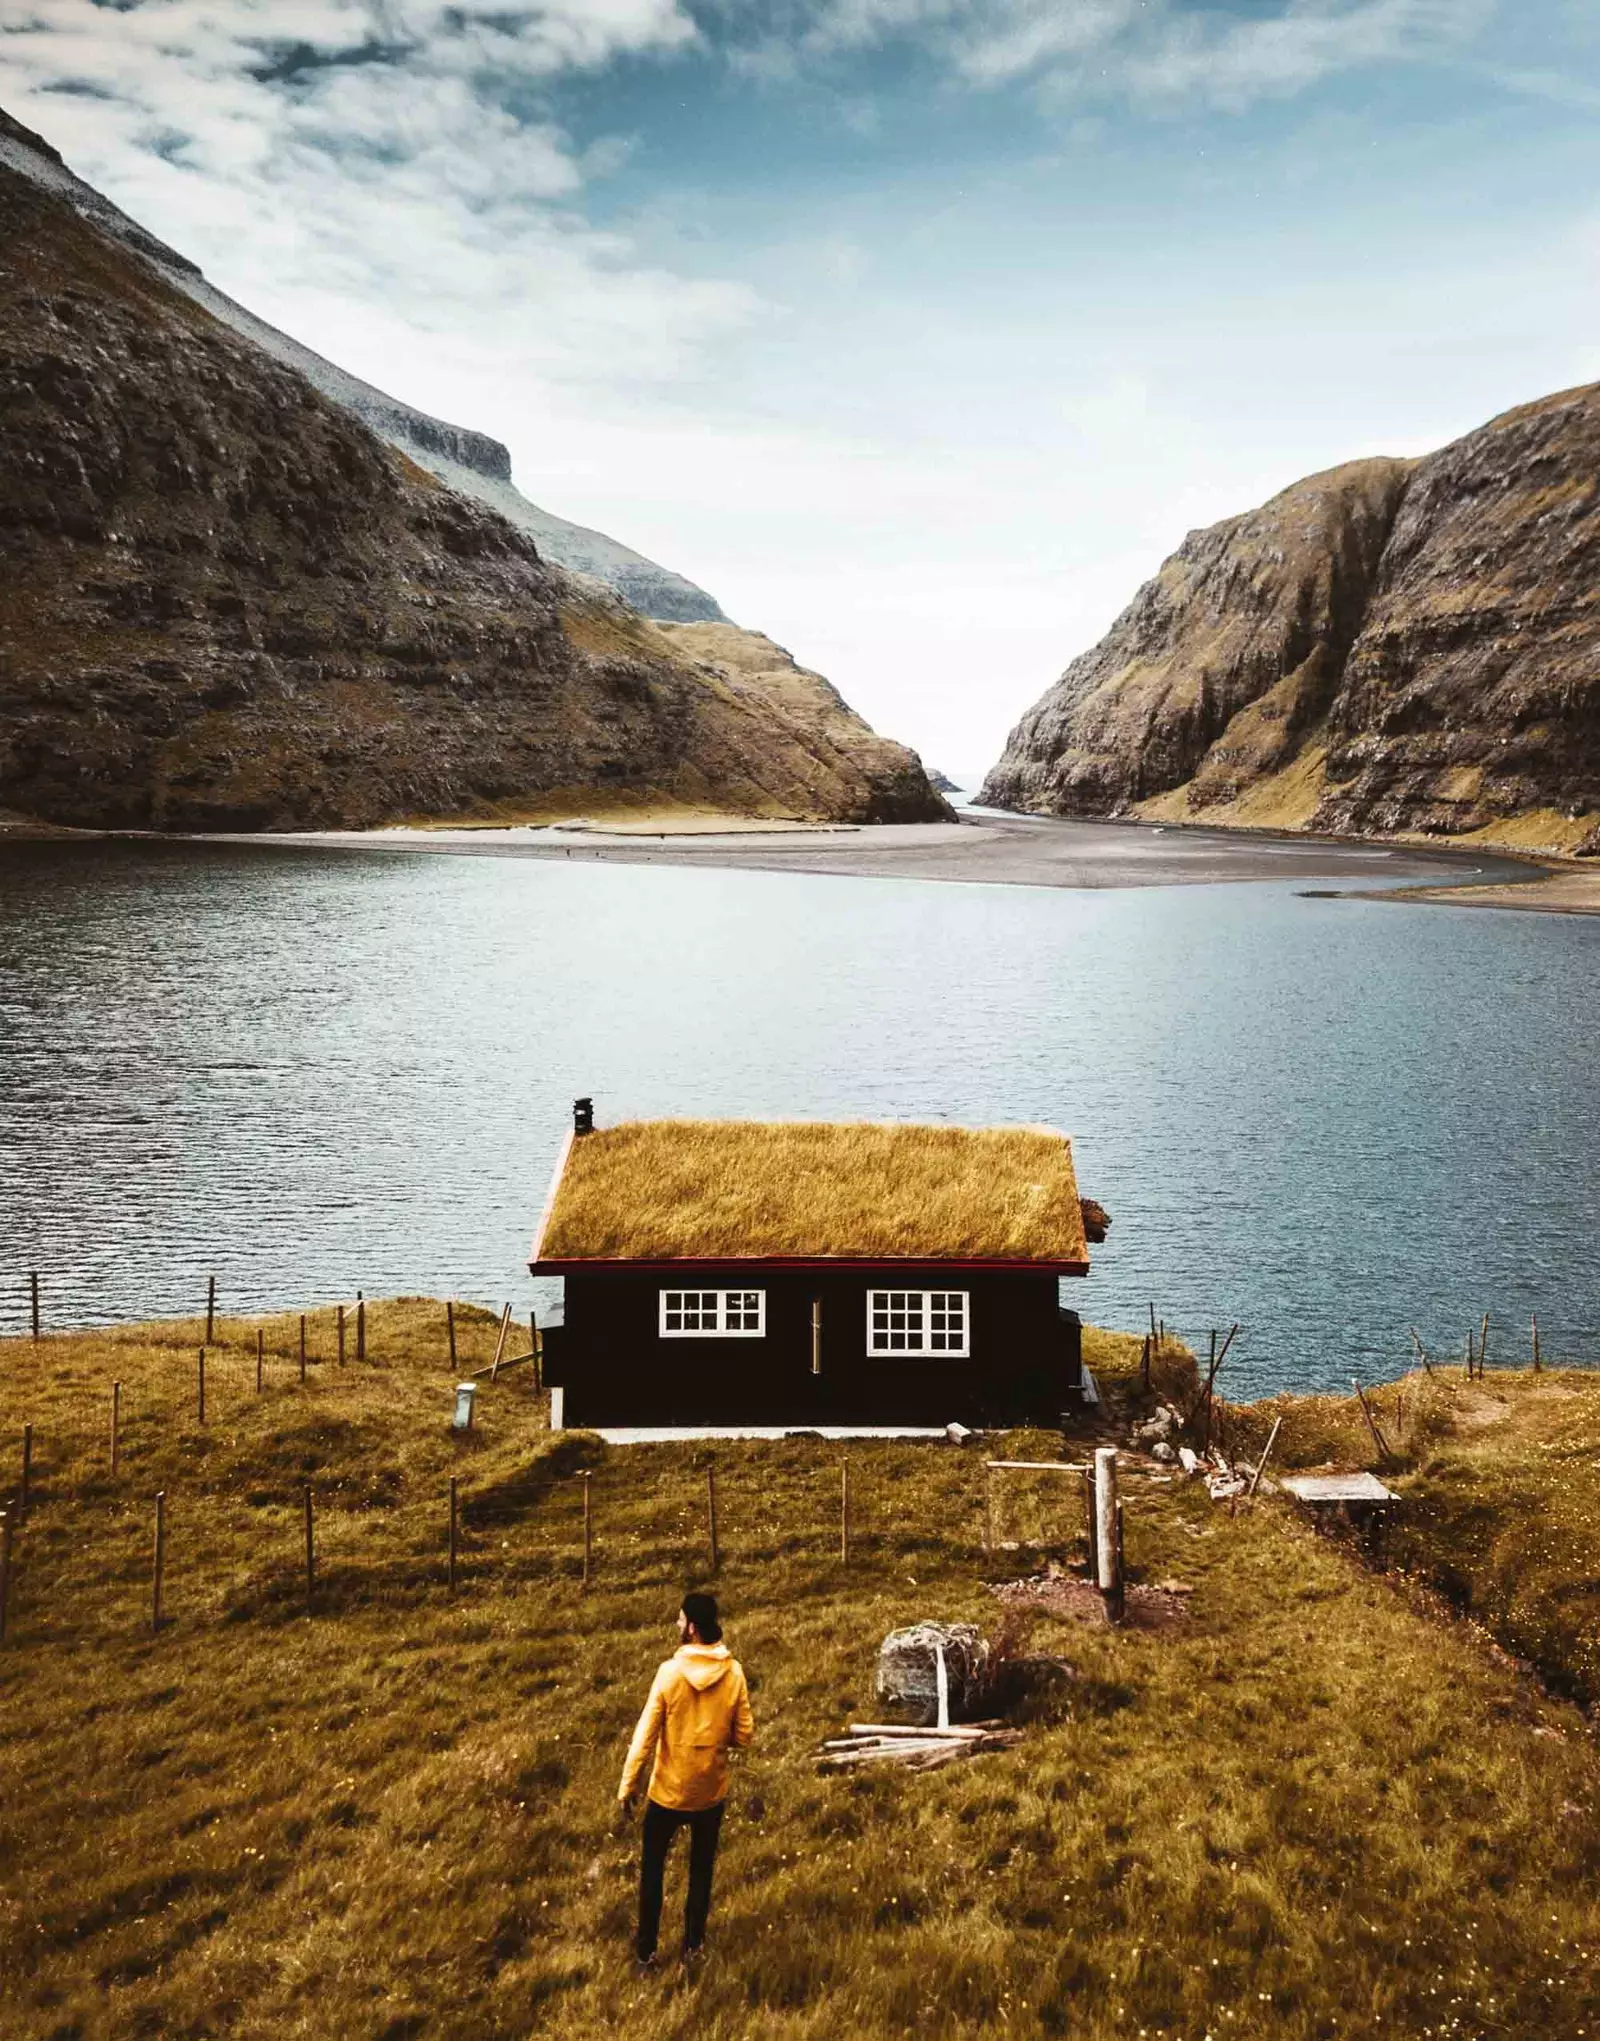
left=618, top=1642, right=754, bottom=1812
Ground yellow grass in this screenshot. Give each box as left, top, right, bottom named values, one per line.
left=3, top=1307, right=1600, bottom=2038
left=537, top=1121, right=1089, bottom=1265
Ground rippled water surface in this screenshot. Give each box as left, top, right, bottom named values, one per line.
left=3, top=839, right=1597, bottom=1395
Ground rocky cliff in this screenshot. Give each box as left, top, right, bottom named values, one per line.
left=0, top=108, right=723, bottom=624
left=982, top=387, right=1600, bottom=854
left=0, top=120, right=946, bottom=832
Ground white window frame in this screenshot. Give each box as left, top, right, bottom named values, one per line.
left=659, top=1288, right=766, bottom=1339
left=866, top=1289, right=970, bottom=1358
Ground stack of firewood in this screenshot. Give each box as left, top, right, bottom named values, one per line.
left=816, top=1720, right=1022, bottom=1773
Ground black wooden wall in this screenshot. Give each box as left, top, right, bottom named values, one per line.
left=541, top=1265, right=1084, bottom=1427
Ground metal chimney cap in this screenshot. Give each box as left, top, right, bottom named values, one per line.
left=573, top=1097, right=595, bottom=1135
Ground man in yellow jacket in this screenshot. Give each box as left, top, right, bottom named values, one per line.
left=618, top=1591, right=754, bottom=1966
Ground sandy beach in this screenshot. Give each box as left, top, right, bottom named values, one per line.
left=140, top=809, right=1545, bottom=895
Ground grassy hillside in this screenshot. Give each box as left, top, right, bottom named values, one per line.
left=2, top=1307, right=1599, bottom=2039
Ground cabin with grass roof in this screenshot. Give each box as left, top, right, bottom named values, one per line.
left=529, top=1104, right=1105, bottom=1429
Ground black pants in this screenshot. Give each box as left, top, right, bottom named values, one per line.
left=636, top=1799, right=724, bottom=1959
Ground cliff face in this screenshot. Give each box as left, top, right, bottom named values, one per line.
left=0, top=108, right=724, bottom=624
left=982, top=387, right=1600, bottom=853
left=0, top=138, right=945, bottom=832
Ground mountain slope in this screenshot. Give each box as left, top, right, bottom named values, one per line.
left=0, top=134, right=946, bottom=831
left=0, top=109, right=723, bottom=624
left=982, top=387, right=1600, bottom=853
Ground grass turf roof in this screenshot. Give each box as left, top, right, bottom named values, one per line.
left=534, top=1119, right=1089, bottom=1266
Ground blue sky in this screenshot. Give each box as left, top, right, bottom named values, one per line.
left=4, top=2, right=1599, bottom=772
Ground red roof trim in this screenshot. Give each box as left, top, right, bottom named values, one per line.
left=530, top=1255, right=1090, bottom=1277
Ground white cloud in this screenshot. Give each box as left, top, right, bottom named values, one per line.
left=733, top=0, right=1492, bottom=107
left=0, top=1, right=748, bottom=394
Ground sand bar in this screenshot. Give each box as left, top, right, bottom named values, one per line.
left=107, top=810, right=1544, bottom=895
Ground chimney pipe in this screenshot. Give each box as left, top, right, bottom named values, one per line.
left=573, top=1097, right=594, bottom=1136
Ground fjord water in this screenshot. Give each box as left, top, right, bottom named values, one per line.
left=2, top=840, right=1596, bottom=1397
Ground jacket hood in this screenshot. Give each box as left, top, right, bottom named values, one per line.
left=675, top=1642, right=733, bottom=1691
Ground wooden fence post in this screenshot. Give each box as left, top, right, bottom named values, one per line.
left=29, top=1270, right=40, bottom=1342
left=1082, top=1466, right=1098, bottom=1585
left=256, top=1329, right=264, bottom=1394
left=581, top=1471, right=593, bottom=1587
left=299, top=1315, right=307, bottom=1384
left=446, top=1299, right=457, bottom=1368
left=197, top=1349, right=206, bottom=1426
left=356, top=1294, right=366, bottom=1366
left=1532, top=1313, right=1542, bottom=1374
left=1352, top=1379, right=1392, bottom=1461
left=532, top=1314, right=542, bottom=1393
left=448, top=1476, right=458, bottom=1594
left=20, top=1424, right=32, bottom=1516
left=840, top=1462, right=850, bottom=1564
left=706, top=1466, right=719, bottom=1572
left=984, top=1462, right=994, bottom=1552
left=206, top=1275, right=216, bottom=1344
left=490, top=1303, right=512, bottom=1381
left=1141, top=1332, right=1151, bottom=1392
left=152, top=1491, right=166, bottom=1632
left=1248, top=1415, right=1283, bottom=1500
left=337, top=1305, right=346, bottom=1367
left=1480, top=1311, right=1490, bottom=1375
left=111, top=1383, right=121, bottom=1476
left=0, top=1508, right=12, bottom=1643
left=1094, top=1448, right=1123, bottom=1624
left=303, top=1486, right=315, bottom=1613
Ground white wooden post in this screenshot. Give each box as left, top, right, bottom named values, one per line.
left=1094, top=1447, right=1124, bottom=1624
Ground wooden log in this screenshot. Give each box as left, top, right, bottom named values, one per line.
left=1247, top=1415, right=1283, bottom=1499
left=0, top=1508, right=11, bottom=1644
left=299, top=1315, right=307, bottom=1385
left=356, top=1294, right=366, bottom=1366
left=840, top=1461, right=850, bottom=1565
left=29, top=1270, right=39, bottom=1342
left=1532, top=1313, right=1542, bottom=1374
left=20, top=1423, right=31, bottom=1516
left=581, top=1470, right=593, bottom=1587
left=846, top=1723, right=995, bottom=1740
left=111, top=1382, right=121, bottom=1477
left=986, top=1460, right=1092, bottom=1474
left=205, top=1274, right=216, bottom=1344
left=489, top=1303, right=512, bottom=1381
left=197, top=1349, right=206, bottom=1426
left=337, top=1304, right=346, bottom=1367
left=707, top=1466, right=719, bottom=1573
left=303, top=1486, right=315, bottom=1613
left=1352, top=1379, right=1392, bottom=1461
left=152, top=1491, right=166, bottom=1632
left=1095, top=1447, right=1123, bottom=1624
left=446, top=1299, right=457, bottom=1368
left=448, top=1475, right=458, bottom=1594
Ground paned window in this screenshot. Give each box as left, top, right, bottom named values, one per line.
left=866, top=1289, right=970, bottom=1357
left=659, top=1289, right=766, bottom=1338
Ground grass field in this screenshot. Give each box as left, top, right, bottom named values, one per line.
left=2, top=1305, right=1599, bottom=2040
